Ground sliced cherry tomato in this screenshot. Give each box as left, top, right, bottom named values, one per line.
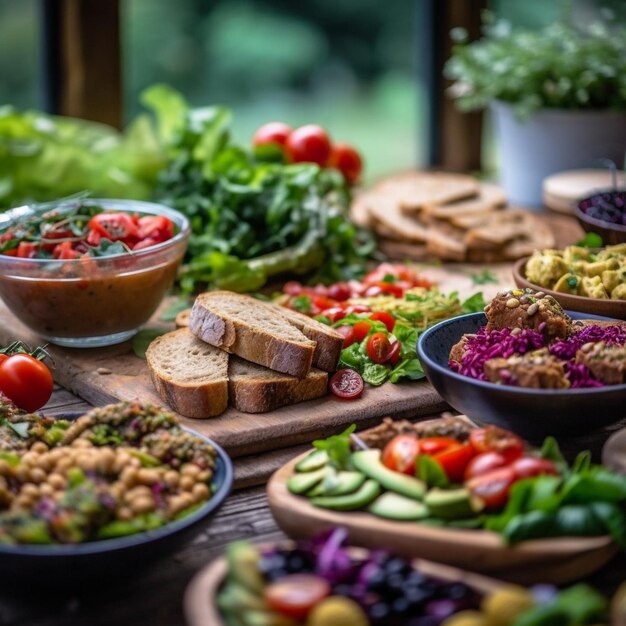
left=16, top=242, right=37, bottom=258
left=336, top=325, right=357, bottom=348
left=366, top=332, right=391, bottom=364
left=328, top=142, right=363, bottom=184
left=467, top=467, right=517, bottom=510
left=343, top=304, right=372, bottom=315
left=132, top=238, right=159, bottom=251
left=327, top=283, right=351, bottom=302
left=382, top=434, right=420, bottom=476
left=352, top=320, right=373, bottom=342
left=464, top=451, right=509, bottom=481
left=418, top=437, right=460, bottom=456
left=433, top=443, right=475, bottom=483
left=87, top=213, right=139, bottom=243
left=311, top=295, right=336, bottom=312
left=53, top=241, right=80, bottom=259
left=137, top=215, right=174, bottom=243
left=469, top=427, right=524, bottom=463
left=364, top=282, right=404, bottom=299
left=322, top=307, right=346, bottom=324
left=265, top=573, right=330, bottom=619
left=387, top=340, right=401, bottom=366
left=369, top=311, right=395, bottom=333
left=0, top=354, right=53, bottom=412
left=285, top=125, right=332, bottom=166
left=283, top=281, right=305, bottom=296
left=329, top=369, right=364, bottom=399
left=252, top=122, right=292, bottom=148
left=511, top=456, right=559, bottom=479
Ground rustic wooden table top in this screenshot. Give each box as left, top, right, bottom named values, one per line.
left=0, top=386, right=623, bottom=626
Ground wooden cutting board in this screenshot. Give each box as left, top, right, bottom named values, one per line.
left=0, top=260, right=517, bottom=460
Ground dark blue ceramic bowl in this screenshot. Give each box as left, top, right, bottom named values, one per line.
left=417, top=312, right=626, bottom=441
left=0, top=428, right=233, bottom=587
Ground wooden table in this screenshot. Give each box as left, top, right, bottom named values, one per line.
left=0, top=386, right=623, bottom=626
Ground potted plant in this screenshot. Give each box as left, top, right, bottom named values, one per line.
left=445, top=12, right=626, bottom=207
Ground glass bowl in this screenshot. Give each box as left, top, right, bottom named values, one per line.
left=0, top=199, right=190, bottom=347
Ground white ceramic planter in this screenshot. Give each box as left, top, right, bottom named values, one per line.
left=490, top=102, right=626, bottom=207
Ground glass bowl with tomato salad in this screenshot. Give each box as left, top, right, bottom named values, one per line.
left=0, top=198, right=189, bottom=347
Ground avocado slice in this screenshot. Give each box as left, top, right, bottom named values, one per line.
left=307, top=471, right=366, bottom=497
left=287, top=467, right=327, bottom=495
left=226, top=541, right=265, bottom=594
left=351, top=449, right=426, bottom=500
left=368, top=492, right=430, bottom=521
left=424, top=487, right=484, bottom=520
left=295, top=449, right=328, bottom=472
left=311, top=479, right=381, bottom=510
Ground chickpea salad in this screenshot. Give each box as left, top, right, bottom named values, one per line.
left=0, top=401, right=217, bottom=545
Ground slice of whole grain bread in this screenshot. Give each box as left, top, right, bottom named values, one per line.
left=146, top=328, right=229, bottom=418
left=229, top=356, right=327, bottom=413
left=189, top=291, right=315, bottom=378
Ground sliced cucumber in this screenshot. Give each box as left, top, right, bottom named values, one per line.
left=311, top=479, right=381, bottom=511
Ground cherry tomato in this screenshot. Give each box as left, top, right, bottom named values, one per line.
left=417, top=437, right=460, bottom=456
left=132, top=238, right=159, bottom=251
left=53, top=241, right=80, bottom=259
left=87, top=213, right=138, bottom=243
left=283, top=281, right=304, bottom=296
left=311, top=295, right=336, bottom=312
left=511, top=456, right=559, bottom=479
left=0, top=354, right=53, bottom=413
left=369, top=311, right=395, bottom=333
left=382, top=434, right=420, bottom=476
left=387, top=340, right=402, bottom=366
left=364, top=282, right=404, bottom=299
left=343, top=304, right=372, bottom=315
left=285, top=125, right=332, bottom=166
left=265, top=573, right=330, bottom=619
left=322, top=307, right=346, bottom=324
left=352, top=320, right=373, bottom=342
left=16, top=242, right=37, bottom=258
left=328, top=142, right=363, bottom=184
left=327, top=283, right=351, bottom=302
left=137, top=215, right=174, bottom=243
left=329, top=369, right=364, bottom=399
left=252, top=122, right=292, bottom=148
left=366, top=332, right=391, bottom=364
left=470, top=427, right=524, bottom=463
left=464, top=451, right=509, bottom=481
left=433, top=443, right=476, bottom=483
left=336, top=325, right=357, bottom=348
left=364, top=263, right=433, bottom=289
left=467, top=467, right=517, bottom=510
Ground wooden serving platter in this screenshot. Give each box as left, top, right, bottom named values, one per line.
left=184, top=542, right=502, bottom=626
left=267, top=451, right=618, bottom=584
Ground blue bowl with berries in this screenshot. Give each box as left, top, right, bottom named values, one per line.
left=575, top=190, right=626, bottom=245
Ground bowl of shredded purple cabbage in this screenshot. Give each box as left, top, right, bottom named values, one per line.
left=417, top=311, right=626, bottom=440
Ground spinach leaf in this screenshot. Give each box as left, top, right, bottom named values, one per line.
left=362, top=363, right=388, bottom=386
left=470, top=269, right=498, bottom=285
left=389, top=358, right=425, bottom=383
left=159, top=298, right=191, bottom=322
left=313, top=424, right=356, bottom=471
left=539, top=436, right=568, bottom=472
left=416, top=455, right=449, bottom=488
left=589, top=501, right=626, bottom=548
left=461, top=292, right=487, bottom=313
left=551, top=584, right=607, bottom=624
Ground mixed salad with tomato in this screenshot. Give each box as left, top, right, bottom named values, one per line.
left=279, top=264, right=485, bottom=390
left=252, top=122, right=363, bottom=184
left=288, top=422, right=626, bottom=547
left=0, top=201, right=175, bottom=259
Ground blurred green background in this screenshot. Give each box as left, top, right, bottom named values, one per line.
left=0, top=0, right=622, bottom=183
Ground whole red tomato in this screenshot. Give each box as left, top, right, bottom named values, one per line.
left=328, top=142, right=363, bottom=184
left=382, top=434, right=420, bottom=475
left=252, top=122, right=292, bottom=148
left=0, top=354, right=53, bottom=412
left=285, top=125, right=332, bottom=166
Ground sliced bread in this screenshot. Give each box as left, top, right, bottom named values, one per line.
left=189, top=291, right=315, bottom=378
left=264, top=303, right=343, bottom=372
left=145, top=328, right=229, bottom=419
left=229, top=356, right=328, bottom=413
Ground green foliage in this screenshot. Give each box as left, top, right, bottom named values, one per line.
left=445, top=10, right=626, bottom=117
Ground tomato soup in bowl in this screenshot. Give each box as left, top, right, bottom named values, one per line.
left=0, top=199, right=190, bottom=347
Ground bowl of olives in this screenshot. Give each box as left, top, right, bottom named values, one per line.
left=575, top=190, right=626, bottom=245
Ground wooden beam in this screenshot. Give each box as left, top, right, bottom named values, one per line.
left=428, top=0, right=486, bottom=171
left=46, top=0, right=122, bottom=128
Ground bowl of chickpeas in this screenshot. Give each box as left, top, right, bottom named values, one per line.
left=0, top=401, right=233, bottom=586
